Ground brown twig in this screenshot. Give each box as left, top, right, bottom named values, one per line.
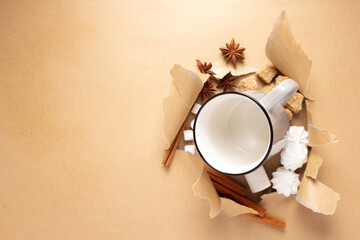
left=246, top=213, right=286, bottom=229
left=205, top=166, right=246, bottom=196
left=212, top=181, right=266, bottom=217
left=162, top=114, right=189, bottom=167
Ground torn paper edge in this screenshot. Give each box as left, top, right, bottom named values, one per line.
left=191, top=160, right=256, bottom=219
left=211, top=60, right=259, bottom=79
left=192, top=167, right=222, bottom=218
left=265, top=11, right=312, bottom=96
left=219, top=198, right=257, bottom=219
left=163, top=65, right=203, bottom=149
left=308, top=122, right=339, bottom=147
left=296, top=176, right=340, bottom=215
left=305, top=99, right=314, bottom=122
left=304, top=150, right=323, bottom=179
left=296, top=99, right=339, bottom=214
left=265, top=11, right=340, bottom=215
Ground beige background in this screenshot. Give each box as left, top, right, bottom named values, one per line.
left=0, top=0, right=359, bottom=239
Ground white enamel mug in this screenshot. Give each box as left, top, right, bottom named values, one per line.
left=193, top=79, right=298, bottom=193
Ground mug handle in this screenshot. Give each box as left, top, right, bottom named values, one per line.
left=244, top=166, right=271, bottom=193
left=245, top=79, right=298, bottom=193
left=259, top=79, right=299, bottom=111
left=245, top=138, right=287, bottom=192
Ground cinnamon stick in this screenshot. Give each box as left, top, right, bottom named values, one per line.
left=162, top=114, right=189, bottom=167
left=212, top=181, right=266, bottom=217
left=246, top=213, right=286, bottom=229
left=205, top=166, right=246, bottom=196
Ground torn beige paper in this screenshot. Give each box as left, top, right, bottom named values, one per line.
left=163, top=65, right=203, bottom=149
left=266, top=11, right=312, bottom=95
left=192, top=167, right=222, bottom=218
left=296, top=176, right=340, bottom=215
left=305, top=99, right=314, bottom=123
left=190, top=154, right=255, bottom=219
left=305, top=150, right=323, bottom=179
left=219, top=198, right=257, bottom=219
left=308, top=122, right=339, bottom=147
left=211, top=60, right=259, bottom=79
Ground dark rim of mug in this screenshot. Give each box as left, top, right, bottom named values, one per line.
left=193, top=91, right=274, bottom=176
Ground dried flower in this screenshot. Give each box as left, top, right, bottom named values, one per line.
left=200, top=78, right=217, bottom=100
left=216, top=73, right=238, bottom=91
left=219, top=38, right=246, bottom=66
left=196, top=60, right=215, bottom=75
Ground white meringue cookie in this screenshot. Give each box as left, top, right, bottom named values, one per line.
left=286, top=126, right=308, bottom=145
left=280, top=142, right=308, bottom=170
left=271, top=167, right=300, bottom=197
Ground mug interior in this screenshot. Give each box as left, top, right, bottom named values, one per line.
left=194, top=92, right=273, bottom=175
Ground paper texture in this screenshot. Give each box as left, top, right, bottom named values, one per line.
left=296, top=176, right=340, bottom=215
left=211, top=60, right=259, bottom=79
left=304, top=150, right=323, bottom=179
left=163, top=65, right=203, bottom=149
left=308, top=122, right=339, bottom=147
left=219, top=198, right=257, bottom=218
left=192, top=167, right=257, bottom=219
left=266, top=11, right=312, bottom=95
left=189, top=153, right=256, bottom=219
left=305, top=99, right=314, bottom=122
left=3, top=1, right=357, bottom=238
left=0, top=0, right=359, bottom=238
left=264, top=11, right=340, bottom=214
left=192, top=167, right=222, bottom=218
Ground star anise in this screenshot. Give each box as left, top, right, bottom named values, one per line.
left=196, top=59, right=215, bottom=75
left=217, top=73, right=238, bottom=91
left=219, top=38, right=246, bottom=66
left=200, top=78, right=216, bottom=101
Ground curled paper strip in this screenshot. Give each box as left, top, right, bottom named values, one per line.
left=192, top=167, right=222, bottom=218
left=308, top=122, right=339, bottom=147
left=304, top=150, right=323, bottom=179
left=163, top=65, right=204, bottom=149
left=281, top=143, right=308, bottom=171
left=210, top=60, right=259, bottom=79
left=305, top=99, right=314, bottom=122
left=192, top=164, right=256, bottom=219
left=271, top=167, right=300, bottom=197
left=296, top=176, right=340, bottom=215
left=266, top=11, right=312, bottom=95
left=219, top=198, right=257, bottom=219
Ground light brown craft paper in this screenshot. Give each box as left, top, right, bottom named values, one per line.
left=192, top=167, right=222, bottom=218
left=296, top=176, right=340, bottom=215
left=163, top=65, right=204, bottom=149
left=266, top=11, right=312, bottom=95
left=308, top=122, right=339, bottom=147
left=192, top=167, right=257, bottom=219
left=264, top=11, right=340, bottom=215
left=210, top=60, right=259, bottom=79
left=305, top=150, right=323, bottom=179
left=219, top=198, right=257, bottom=219
left=305, top=99, right=314, bottom=122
